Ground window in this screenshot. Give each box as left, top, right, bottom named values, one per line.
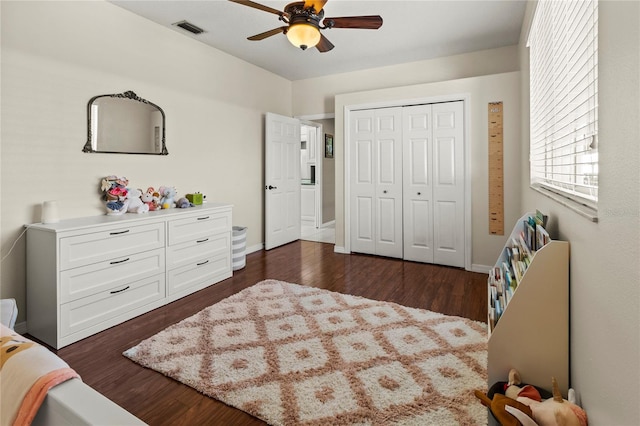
left=528, top=0, right=598, bottom=209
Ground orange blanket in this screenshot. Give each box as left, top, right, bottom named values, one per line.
left=1, top=324, right=80, bottom=426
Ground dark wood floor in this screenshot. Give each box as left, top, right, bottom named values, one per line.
left=52, top=241, right=487, bottom=425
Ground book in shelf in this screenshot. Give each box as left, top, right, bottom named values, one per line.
left=487, top=210, right=551, bottom=330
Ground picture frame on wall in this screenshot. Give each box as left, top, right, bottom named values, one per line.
left=325, top=134, right=333, bottom=158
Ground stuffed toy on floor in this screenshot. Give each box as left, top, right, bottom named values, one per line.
left=475, top=369, right=588, bottom=426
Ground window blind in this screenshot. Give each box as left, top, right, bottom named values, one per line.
left=528, top=0, right=598, bottom=206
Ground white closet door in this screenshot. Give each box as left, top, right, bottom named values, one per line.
left=350, top=108, right=403, bottom=258
left=402, top=105, right=434, bottom=262
left=350, top=102, right=464, bottom=266
left=350, top=110, right=376, bottom=254
left=375, top=108, right=403, bottom=258
left=432, top=101, right=465, bottom=267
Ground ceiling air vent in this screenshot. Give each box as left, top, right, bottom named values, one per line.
left=172, top=20, right=205, bottom=35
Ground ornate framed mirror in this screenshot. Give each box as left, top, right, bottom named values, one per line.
left=83, top=90, right=168, bottom=155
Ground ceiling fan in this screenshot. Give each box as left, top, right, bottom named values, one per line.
left=229, top=0, right=383, bottom=52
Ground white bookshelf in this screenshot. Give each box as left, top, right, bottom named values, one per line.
left=487, top=213, right=570, bottom=395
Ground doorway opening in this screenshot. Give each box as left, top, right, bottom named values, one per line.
left=300, top=118, right=335, bottom=244
left=300, top=116, right=335, bottom=244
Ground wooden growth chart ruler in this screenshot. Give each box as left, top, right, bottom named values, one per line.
left=488, top=101, right=504, bottom=235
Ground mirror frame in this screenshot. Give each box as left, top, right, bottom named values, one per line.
left=83, top=90, right=168, bottom=155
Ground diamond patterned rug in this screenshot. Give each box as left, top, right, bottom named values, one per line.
left=124, top=280, right=488, bottom=425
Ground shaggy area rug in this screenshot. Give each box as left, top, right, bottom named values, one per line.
left=124, top=280, right=488, bottom=425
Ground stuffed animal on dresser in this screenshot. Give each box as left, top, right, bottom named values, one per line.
left=101, top=175, right=129, bottom=215
left=126, top=188, right=149, bottom=214
left=158, top=186, right=177, bottom=209
left=141, top=187, right=157, bottom=211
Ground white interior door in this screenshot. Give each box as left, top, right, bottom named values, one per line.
left=432, top=101, right=465, bottom=267
left=375, top=109, right=403, bottom=258
left=350, top=108, right=403, bottom=258
left=265, top=112, right=301, bottom=250
left=403, top=105, right=434, bottom=262
left=350, top=110, right=376, bottom=254
left=350, top=101, right=465, bottom=267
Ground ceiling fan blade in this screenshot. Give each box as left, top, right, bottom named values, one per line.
left=248, top=26, right=288, bottom=41
left=304, top=0, right=328, bottom=13
left=324, top=16, right=383, bottom=30
left=316, top=33, right=334, bottom=52
left=228, top=0, right=284, bottom=17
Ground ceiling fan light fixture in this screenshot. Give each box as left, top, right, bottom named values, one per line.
left=286, top=22, right=321, bottom=50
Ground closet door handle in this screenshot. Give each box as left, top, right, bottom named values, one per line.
left=110, top=230, right=130, bottom=235
left=110, top=257, right=130, bottom=265
left=110, top=286, right=130, bottom=294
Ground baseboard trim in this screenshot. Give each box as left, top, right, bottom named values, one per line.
left=333, top=246, right=348, bottom=254
left=470, top=263, right=492, bottom=274
left=246, top=243, right=264, bottom=255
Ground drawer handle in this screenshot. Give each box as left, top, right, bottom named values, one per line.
left=196, top=238, right=209, bottom=243
left=197, top=216, right=210, bottom=221
left=110, top=286, right=130, bottom=294
left=110, top=257, right=130, bottom=265
left=110, top=230, right=130, bottom=235
left=197, top=260, right=209, bottom=266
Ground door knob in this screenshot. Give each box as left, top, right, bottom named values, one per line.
left=266, top=185, right=278, bottom=190
left=383, top=190, right=387, bottom=194
left=417, top=192, right=421, bottom=195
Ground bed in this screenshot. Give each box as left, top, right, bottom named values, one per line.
left=1, top=299, right=145, bottom=426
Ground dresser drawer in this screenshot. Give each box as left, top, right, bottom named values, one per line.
left=167, top=210, right=231, bottom=246
left=166, top=233, right=230, bottom=270
left=60, top=274, right=165, bottom=338
left=59, top=223, right=165, bottom=270
left=60, top=248, right=165, bottom=303
left=167, top=252, right=230, bottom=296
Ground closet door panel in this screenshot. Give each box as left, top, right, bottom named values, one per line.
left=350, top=111, right=376, bottom=254
left=435, top=200, right=457, bottom=250
left=408, top=139, right=429, bottom=186
left=378, top=138, right=397, bottom=184
left=405, top=198, right=431, bottom=252
left=374, top=108, right=403, bottom=258
left=355, top=140, right=373, bottom=184
left=432, top=102, right=465, bottom=267
left=402, top=105, right=434, bottom=262
left=435, top=137, right=456, bottom=185
left=376, top=196, right=401, bottom=257
left=353, top=196, right=374, bottom=249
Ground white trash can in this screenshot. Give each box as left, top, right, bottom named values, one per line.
left=232, top=226, right=247, bottom=271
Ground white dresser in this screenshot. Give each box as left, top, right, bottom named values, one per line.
left=26, top=203, right=232, bottom=349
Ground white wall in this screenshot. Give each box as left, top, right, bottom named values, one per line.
left=333, top=72, right=521, bottom=269
left=293, top=45, right=519, bottom=116
left=314, top=119, right=335, bottom=223
left=518, top=1, right=640, bottom=424
left=0, top=1, right=292, bottom=323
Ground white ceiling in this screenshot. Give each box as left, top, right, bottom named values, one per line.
left=110, top=0, right=527, bottom=81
